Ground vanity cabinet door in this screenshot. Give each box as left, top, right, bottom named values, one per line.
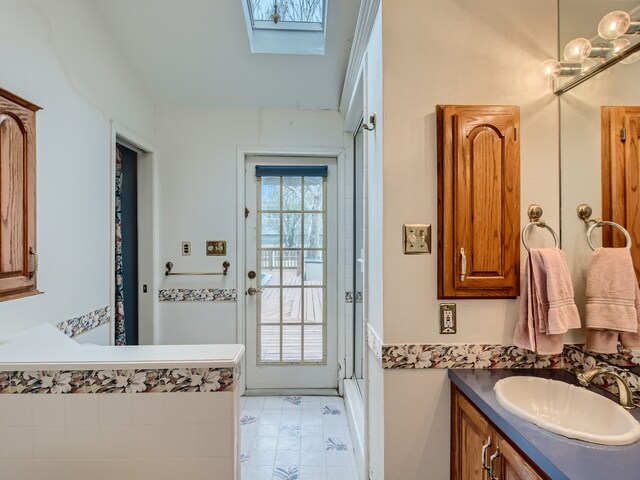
left=496, top=437, right=545, bottom=480
left=437, top=105, right=520, bottom=298
left=451, top=385, right=493, bottom=480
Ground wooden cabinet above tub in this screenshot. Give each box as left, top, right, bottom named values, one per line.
left=437, top=105, right=520, bottom=298
left=0, top=87, right=41, bottom=301
left=451, top=385, right=547, bottom=480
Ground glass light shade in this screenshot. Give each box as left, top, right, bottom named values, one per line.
left=541, top=59, right=561, bottom=77
left=621, top=50, right=640, bottom=64
left=580, top=58, right=597, bottom=73
left=564, top=38, right=592, bottom=62
left=611, top=38, right=631, bottom=54
left=598, top=11, right=631, bottom=40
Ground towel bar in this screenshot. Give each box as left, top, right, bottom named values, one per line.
left=586, top=221, right=632, bottom=251
left=165, top=261, right=231, bottom=276
left=522, top=204, right=559, bottom=253
left=576, top=203, right=632, bottom=250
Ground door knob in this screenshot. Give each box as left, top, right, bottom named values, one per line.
left=247, top=287, right=263, bottom=296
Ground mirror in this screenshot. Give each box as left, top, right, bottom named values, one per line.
left=559, top=1, right=640, bottom=362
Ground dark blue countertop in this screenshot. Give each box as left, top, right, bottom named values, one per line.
left=449, top=369, right=640, bottom=480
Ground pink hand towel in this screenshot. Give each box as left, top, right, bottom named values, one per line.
left=513, top=249, right=579, bottom=355
left=585, top=248, right=640, bottom=354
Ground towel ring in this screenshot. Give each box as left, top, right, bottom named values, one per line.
left=586, top=221, right=632, bottom=251
left=522, top=221, right=559, bottom=253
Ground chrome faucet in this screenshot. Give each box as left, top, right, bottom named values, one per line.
left=576, top=368, right=636, bottom=410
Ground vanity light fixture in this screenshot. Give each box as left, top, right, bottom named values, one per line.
left=542, top=59, right=582, bottom=77
left=564, top=38, right=615, bottom=62
left=598, top=11, right=640, bottom=40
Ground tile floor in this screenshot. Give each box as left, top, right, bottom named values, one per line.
left=240, top=395, right=359, bottom=480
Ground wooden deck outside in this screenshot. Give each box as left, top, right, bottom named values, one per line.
left=259, top=268, right=324, bottom=362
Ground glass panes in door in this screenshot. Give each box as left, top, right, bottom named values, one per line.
left=257, top=173, right=326, bottom=364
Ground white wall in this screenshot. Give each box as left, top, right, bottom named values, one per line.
left=155, top=106, right=345, bottom=344
left=378, top=0, right=559, bottom=478
left=0, top=0, right=155, bottom=339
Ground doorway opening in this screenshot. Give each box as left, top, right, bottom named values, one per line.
left=110, top=123, right=157, bottom=346
left=115, top=143, right=139, bottom=345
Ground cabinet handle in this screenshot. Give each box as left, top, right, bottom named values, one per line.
left=481, top=436, right=491, bottom=471
left=489, top=447, right=500, bottom=480
left=459, top=248, right=467, bottom=281
left=29, top=247, right=38, bottom=279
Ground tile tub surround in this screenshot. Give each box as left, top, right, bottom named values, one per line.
left=56, top=306, right=110, bottom=338
left=450, top=369, right=640, bottom=480
left=158, top=288, right=237, bottom=302
left=240, top=395, right=358, bottom=480
left=0, top=341, right=245, bottom=479
left=0, top=390, right=239, bottom=480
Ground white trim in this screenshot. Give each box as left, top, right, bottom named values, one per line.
left=236, top=146, right=345, bottom=394
left=110, top=121, right=159, bottom=346
left=339, top=0, right=381, bottom=115
left=344, top=378, right=366, bottom=479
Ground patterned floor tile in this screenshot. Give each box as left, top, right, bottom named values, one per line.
left=242, top=395, right=357, bottom=480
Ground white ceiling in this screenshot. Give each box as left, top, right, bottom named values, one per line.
left=92, top=0, right=361, bottom=110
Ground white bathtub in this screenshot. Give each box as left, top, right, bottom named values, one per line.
left=0, top=323, right=244, bottom=480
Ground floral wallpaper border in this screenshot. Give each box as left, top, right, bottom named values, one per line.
left=563, top=344, right=640, bottom=368
left=0, top=367, right=236, bottom=394
left=563, top=346, right=640, bottom=405
left=56, top=306, right=110, bottom=338
left=381, top=343, right=562, bottom=369
left=158, top=288, right=237, bottom=302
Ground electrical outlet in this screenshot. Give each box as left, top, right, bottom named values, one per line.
left=440, top=303, right=456, bottom=334
left=182, top=241, right=191, bottom=256
left=403, top=224, right=431, bottom=254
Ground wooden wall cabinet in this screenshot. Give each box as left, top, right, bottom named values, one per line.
left=437, top=105, right=520, bottom=298
left=602, top=106, right=640, bottom=283
left=451, top=385, right=548, bottom=480
left=0, top=87, right=41, bottom=301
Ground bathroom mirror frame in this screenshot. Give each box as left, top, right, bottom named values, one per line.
left=555, top=4, right=640, bottom=95
left=559, top=0, right=640, bottom=368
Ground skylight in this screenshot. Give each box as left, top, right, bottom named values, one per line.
left=242, top=0, right=328, bottom=55
left=249, top=0, right=325, bottom=30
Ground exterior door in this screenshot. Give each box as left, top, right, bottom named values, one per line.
left=245, top=156, right=338, bottom=391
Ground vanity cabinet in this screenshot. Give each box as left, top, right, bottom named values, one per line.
left=437, top=105, right=520, bottom=298
left=451, top=385, right=548, bottom=480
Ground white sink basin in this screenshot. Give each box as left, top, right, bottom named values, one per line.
left=494, top=376, right=640, bottom=445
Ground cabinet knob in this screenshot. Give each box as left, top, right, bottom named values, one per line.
left=459, top=248, right=467, bottom=282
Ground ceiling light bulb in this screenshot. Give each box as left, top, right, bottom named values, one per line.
left=621, top=50, right=640, bottom=64
left=541, top=59, right=561, bottom=77
left=611, top=38, right=631, bottom=54
left=598, top=11, right=631, bottom=40
left=564, top=38, right=592, bottom=62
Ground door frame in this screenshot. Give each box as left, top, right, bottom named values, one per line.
left=110, top=121, right=159, bottom=345
left=236, top=146, right=346, bottom=395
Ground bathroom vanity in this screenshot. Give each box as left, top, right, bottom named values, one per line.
left=449, top=369, right=640, bottom=480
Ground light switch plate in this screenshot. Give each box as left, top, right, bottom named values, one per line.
left=440, top=303, right=457, bottom=334
left=403, top=224, right=431, bottom=254
left=206, top=240, right=226, bottom=256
